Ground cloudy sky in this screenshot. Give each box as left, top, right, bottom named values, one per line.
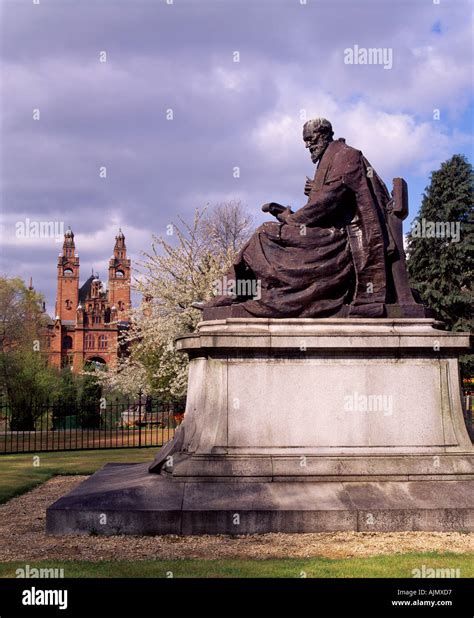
left=1, top=0, right=472, bottom=313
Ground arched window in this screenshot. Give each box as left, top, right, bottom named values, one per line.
left=65, top=299, right=72, bottom=310
left=115, top=270, right=124, bottom=278
left=98, top=335, right=108, bottom=350
left=63, top=268, right=73, bottom=276
left=85, top=334, right=95, bottom=350
left=85, top=357, right=106, bottom=370
left=62, top=335, right=73, bottom=350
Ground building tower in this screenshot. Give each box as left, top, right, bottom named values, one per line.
left=108, top=229, right=131, bottom=321
left=48, top=228, right=131, bottom=371
left=55, top=227, right=80, bottom=322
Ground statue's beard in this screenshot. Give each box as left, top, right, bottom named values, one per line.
left=310, top=141, right=329, bottom=164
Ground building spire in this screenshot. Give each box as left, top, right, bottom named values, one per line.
left=62, top=226, right=75, bottom=254
left=108, top=228, right=131, bottom=320
left=113, top=228, right=126, bottom=258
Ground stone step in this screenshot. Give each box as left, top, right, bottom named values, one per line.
left=46, top=463, right=474, bottom=535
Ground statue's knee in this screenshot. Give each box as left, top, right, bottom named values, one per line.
left=260, top=222, right=279, bottom=233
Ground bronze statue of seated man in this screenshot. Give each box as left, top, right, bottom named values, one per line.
left=201, top=117, right=426, bottom=319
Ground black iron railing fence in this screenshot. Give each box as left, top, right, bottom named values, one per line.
left=0, top=393, right=185, bottom=454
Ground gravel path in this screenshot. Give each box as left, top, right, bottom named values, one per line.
left=0, top=476, right=473, bottom=562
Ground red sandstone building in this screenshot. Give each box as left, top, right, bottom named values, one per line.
left=47, top=228, right=131, bottom=371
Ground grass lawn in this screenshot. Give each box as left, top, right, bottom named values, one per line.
left=0, top=553, right=472, bottom=578
left=0, top=447, right=158, bottom=504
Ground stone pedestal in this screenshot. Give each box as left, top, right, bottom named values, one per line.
left=153, top=318, right=473, bottom=480
left=47, top=318, right=474, bottom=534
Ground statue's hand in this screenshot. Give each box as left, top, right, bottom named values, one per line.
left=276, top=207, right=292, bottom=224
left=304, top=177, right=313, bottom=197
left=262, top=202, right=286, bottom=217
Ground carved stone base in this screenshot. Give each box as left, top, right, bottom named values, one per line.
left=46, top=463, right=474, bottom=534
left=149, top=318, right=472, bottom=480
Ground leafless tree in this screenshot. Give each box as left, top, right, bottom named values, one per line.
left=202, top=200, right=253, bottom=255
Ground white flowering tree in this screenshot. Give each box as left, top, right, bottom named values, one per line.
left=99, top=202, right=253, bottom=399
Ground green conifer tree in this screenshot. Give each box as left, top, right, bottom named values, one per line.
left=407, top=154, right=473, bottom=378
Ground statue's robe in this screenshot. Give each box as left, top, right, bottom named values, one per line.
left=227, top=138, right=392, bottom=317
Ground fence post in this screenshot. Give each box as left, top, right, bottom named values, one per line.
left=138, top=389, right=142, bottom=448
left=3, top=399, right=8, bottom=454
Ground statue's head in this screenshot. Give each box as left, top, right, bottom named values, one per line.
left=303, top=118, right=334, bottom=164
